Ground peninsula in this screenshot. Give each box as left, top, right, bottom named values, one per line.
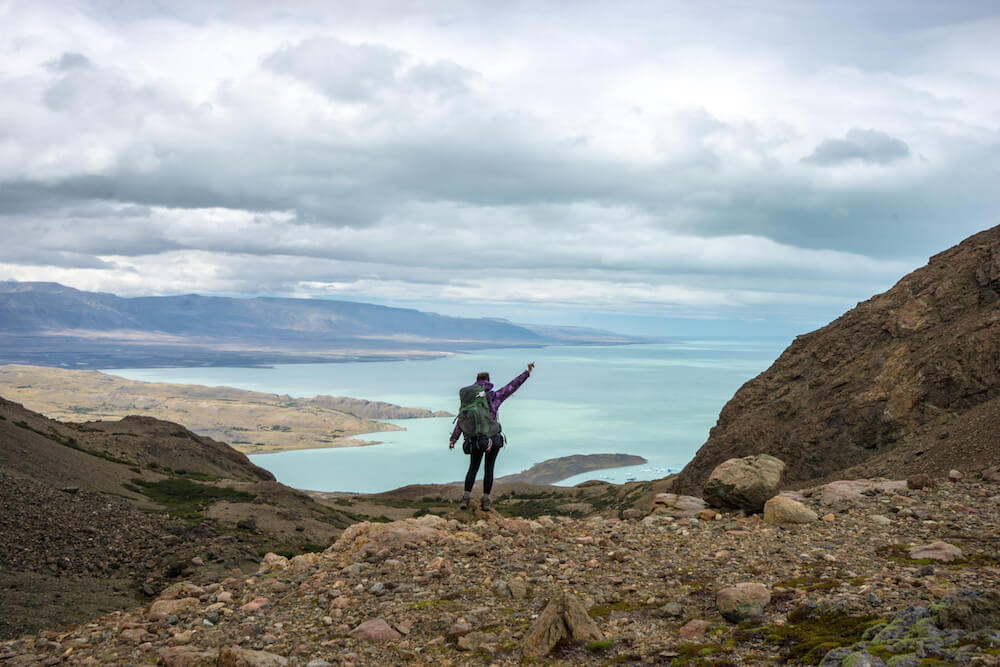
left=0, top=364, right=448, bottom=453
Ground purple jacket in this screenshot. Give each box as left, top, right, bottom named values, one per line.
left=450, top=370, right=530, bottom=442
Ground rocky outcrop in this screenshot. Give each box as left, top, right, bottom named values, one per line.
left=522, top=592, right=603, bottom=657
left=703, top=454, right=785, bottom=512
left=674, top=225, right=1000, bottom=494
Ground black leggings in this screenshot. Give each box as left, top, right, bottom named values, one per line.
left=464, top=441, right=501, bottom=495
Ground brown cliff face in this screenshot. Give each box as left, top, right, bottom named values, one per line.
left=673, top=224, right=1000, bottom=494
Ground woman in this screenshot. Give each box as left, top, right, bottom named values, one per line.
left=449, top=362, right=534, bottom=510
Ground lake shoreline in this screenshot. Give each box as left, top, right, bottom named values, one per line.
left=107, top=341, right=786, bottom=493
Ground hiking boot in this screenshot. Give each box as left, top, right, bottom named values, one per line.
left=481, top=495, right=491, bottom=512
left=460, top=492, right=470, bottom=511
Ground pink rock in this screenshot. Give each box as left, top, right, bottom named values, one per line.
left=217, top=591, right=233, bottom=603
left=148, top=597, right=200, bottom=621
left=573, top=536, right=595, bottom=545
left=349, top=618, right=402, bottom=641
left=257, top=553, right=289, bottom=575
left=158, top=646, right=220, bottom=666
left=651, top=493, right=708, bottom=517
left=908, top=541, right=963, bottom=562
left=447, top=622, right=472, bottom=637
left=120, top=628, right=147, bottom=643
left=330, top=596, right=350, bottom=609
left=240, top=597, right=270, bottom=612
left=217, top=646, right=289, bottom=666
left=716, top=583, right=771, bottom=622
left=678, top=619, right=711, bottom=640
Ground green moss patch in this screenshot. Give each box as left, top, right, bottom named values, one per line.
left=585, top=640, right=614, bottom=653
left=735, top=609, right=884, bottom=665
left=127, top=477, right=256, bottom=520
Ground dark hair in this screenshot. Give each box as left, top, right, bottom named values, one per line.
left=476, top=371, right=490, bottom=381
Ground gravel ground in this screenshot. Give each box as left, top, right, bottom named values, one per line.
left=3, top=473, right=998, bottom=665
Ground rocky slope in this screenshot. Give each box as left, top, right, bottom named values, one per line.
left=0, top=397, right=364, bottom=639
left=673, top=224, right=1000, bottom=495
left=0, top=397, right=650, bottom=641
left=2, top=471, right=997, bottom=665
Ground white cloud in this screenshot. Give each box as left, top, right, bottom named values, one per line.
left=0, top=0, right=998, bottom=332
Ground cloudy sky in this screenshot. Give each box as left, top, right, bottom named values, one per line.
left=1, top=1, right=998, bottom=336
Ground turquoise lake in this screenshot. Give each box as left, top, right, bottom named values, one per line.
left=107, top=340, right=787, bottom=493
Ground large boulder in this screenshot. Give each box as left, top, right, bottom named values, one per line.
left=703, top=455, right=785, bottom=513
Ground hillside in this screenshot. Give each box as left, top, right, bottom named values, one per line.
left=0, top=282, right=644, bottom=368
left=0, top=396, right=651, bottom=640
left=0, top=364, right=446, bottom=453
left=673, top=224, right=1000, bottom=494
left=0, top=396, right=358, bottom=639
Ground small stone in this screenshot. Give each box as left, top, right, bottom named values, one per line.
left=349, top=618, right=401, bottom=641
left=716, top=583, right=771, bottom=623
left=653, top=602, right=683, bottom=618
left=170, top=630, right=194, bottom=645
left=763, top=496, right=818, bottom=524
left=908, top=541, right=963, bottom=562
left=457, top=631, right=489, bottom=652
left=158, top=646, right=220, bottom=666
left=149, top=597, right=200, bottom=621
left=240, top=597, right=270, bottom=612
left=821, top=513, right=835, bottom=522
left=447, top=622, right=472, bottom=637
left=678, top=619, right=711, bottom=640
left=870, top=514, right=892, bottom=527
left=907, top=474, right=935, bottom=490
left=217, top=646, right=289, bottom=666
left=947, top=469, right=962, bottom=481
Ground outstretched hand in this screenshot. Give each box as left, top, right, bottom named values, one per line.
left=448, top=440, right=456, bottom=450
left=527, top=362, right=535, bottom=374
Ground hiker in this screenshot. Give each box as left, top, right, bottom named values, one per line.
left=449, top=362, right=535, bottom=511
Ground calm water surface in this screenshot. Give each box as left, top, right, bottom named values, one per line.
left=107, top=341, right=786, bottom=493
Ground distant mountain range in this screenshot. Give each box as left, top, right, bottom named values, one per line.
left=0, top=281, right=646, bottom=368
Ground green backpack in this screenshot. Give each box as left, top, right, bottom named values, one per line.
left=455, top=383, right=501, bottom=444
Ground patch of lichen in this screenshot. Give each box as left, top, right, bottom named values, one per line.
left=668, top=642, right=734, bottom=666
left=876, top=543, right=968, bottom=567
left=777, top=575, right=844, bottom=592
left=735, top=610, right=884, bottom=664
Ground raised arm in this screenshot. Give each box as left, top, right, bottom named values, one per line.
left=491, top=363, right=534, bottom=406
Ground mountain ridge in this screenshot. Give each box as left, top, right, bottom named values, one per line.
left=0, top=281, right=644, bottom=368
left=672, top=223, right=1000, bottom=494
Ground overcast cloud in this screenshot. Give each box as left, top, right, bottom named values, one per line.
left=1, top=0, right=998, bottom=335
